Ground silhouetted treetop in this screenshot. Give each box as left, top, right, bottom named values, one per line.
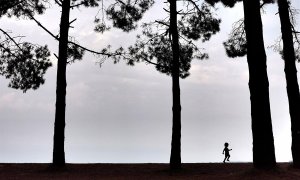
left=223, top=19, right=247, bottom=58
left=0, top=1, right=51, bottom=92
left=126, top=1, right=220, bottom=78
left=178, top=3, right=221, bottom=41
left=0, top=0, right=47, bottom=18
left=128, top=26, right=198, bottom=78
left=127, top=22, right=208, bottom=78
left=204, top=0, right=274, bottom=7
left=70, top=0, right=99, bottom=7
left=98, top=0, right=154, bottom=32
left=0, top=29, right=51, bottom=92
left=204, top=0, right=241, bottom=7
left=222, top=0, right=278, bottom=59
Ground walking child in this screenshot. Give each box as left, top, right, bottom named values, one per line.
left=222, top=142, right=232, bottom=163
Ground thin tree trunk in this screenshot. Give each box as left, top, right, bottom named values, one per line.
left=278, top=0, right=300, bottom=168
left=243, top=0, right=276, bottom=168
left=52, top=0, right=71, bottom=166
left=169, top=0, right=182, bottom=170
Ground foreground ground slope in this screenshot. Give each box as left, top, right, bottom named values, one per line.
left=0, top=163, right=300, bottom=179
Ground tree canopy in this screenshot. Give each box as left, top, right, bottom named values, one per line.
left=126, top=1, right=220, bottom=78
left=0, top=0, right=51, bottom=92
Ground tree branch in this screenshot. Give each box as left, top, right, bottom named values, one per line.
left=26, top=12, right=59, bottom=40
left=185, top=0, right=201, bottom=13
left=154, top=20, right=169, bottom=27
left=26, top=12, right=123, bottom=57
left=54, top=0, right=62, bottom=6
left=70, top=2, right=85, bottom=8
left=121, top=53, right=161, bottom=66
left=0, top=28, right=22, bottom=50
left=115, top=0, right=126, bottom=5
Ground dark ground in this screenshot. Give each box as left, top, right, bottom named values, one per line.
left=0, top=163, right=299, bottom=179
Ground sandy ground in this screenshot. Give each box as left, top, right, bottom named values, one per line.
left=0, top=163, right=299, bottom=179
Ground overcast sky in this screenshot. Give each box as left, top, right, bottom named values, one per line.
left=0, top=0, right=300, bottom=163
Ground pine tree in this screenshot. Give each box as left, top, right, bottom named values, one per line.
left=208, top=0, right=276, bottom=168
left=277, top=0, right=300, bottom=168
left=125, top=0, right=220, bottom=170
left=17, top=0, right=154, bottom=167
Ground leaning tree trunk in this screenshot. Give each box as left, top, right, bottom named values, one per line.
left=52, top=0, right=71, bottom=166
left=169, top=0, right=182, bottom=170
left=243, top=0, right=276, bottom=168
left=278, top=0, right=300, bottom=168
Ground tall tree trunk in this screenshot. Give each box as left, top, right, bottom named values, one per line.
left=52, top=0, right=71, bottom=166
left=169, top=0, right=182, bottom=170
left=243, top=0, right=276, bottom=168
left=278, top=0, right=300, bottom=168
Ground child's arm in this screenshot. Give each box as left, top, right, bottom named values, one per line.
left=222, top=148, right=225, bottom=154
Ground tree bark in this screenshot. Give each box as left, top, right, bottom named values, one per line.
left=52, top=0, right=71, bottom=166
left=169, top=0, right=182, bottom=170
left=243, top=0, right=276, bottom=168
left=278, top=0, right=300, bottom=168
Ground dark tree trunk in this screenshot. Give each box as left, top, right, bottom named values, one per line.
left=169, top=0, right=182, bottom=170
left=278, top=0, right=300, bottom=168
left=243, top=0, right=276, bottom=168
left=52, top=0, right=71, bottom=167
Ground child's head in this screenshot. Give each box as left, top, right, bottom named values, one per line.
left=224, top=142, right=229, bottom=147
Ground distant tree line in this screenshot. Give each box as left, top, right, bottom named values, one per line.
left=0, top=0, right=300, bottom=171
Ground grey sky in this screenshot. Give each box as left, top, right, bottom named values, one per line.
left=0, top=0, right=299, bottom=163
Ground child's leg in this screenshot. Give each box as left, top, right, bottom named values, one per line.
left=223, top=156, right=226, bottom=163
left=227, top=155, right=230, bottom=161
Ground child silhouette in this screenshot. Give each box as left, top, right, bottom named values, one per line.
left=222, top=142, right=232, bottom=163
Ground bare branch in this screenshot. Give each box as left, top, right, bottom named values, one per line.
left=69, top=18, right=77, bottom=25
left=0, top=28, right=22, bottom=50
left=115, top=0, right=126, bottom=5
left=54, top=0, right=62, bottom=6
left=70, top=2, right=85, bottom=8
left=122, top=53, right=161, bottom=67
left=185, top=0, right=201, bottom=14
left=155, top=20, right=169, bottom=27
left=26, top=13, right=59, bottom=40
left=26, top=13, right=123, bottom=58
